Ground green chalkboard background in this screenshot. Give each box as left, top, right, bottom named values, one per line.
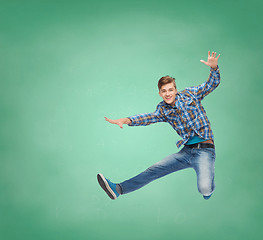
left=1, top=0, right=262, bottom=239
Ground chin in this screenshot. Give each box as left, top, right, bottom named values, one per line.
left=165, top=101, right=173, bottom=105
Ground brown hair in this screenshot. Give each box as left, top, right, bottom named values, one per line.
left=158, top=76, right=176, bottom=90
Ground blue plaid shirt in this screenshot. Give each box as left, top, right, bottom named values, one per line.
left=128, top=66, right=221, bottom=148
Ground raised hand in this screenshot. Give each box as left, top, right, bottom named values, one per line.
left=200, top=51, right=220, bottom=68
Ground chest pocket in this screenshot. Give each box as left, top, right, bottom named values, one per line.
left=186, top=98, right=197, bottom=110
left=180, top=96, right=198, bottom=124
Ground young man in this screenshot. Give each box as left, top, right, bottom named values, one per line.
left=97, top=51, right=221, bottom=200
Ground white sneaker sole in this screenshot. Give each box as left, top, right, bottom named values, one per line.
left=97, top=173, right=117, bottom=200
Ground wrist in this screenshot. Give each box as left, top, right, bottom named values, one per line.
left=211, top=65, right=218, bottom=70
left=123, top=118, right=131, bottom=125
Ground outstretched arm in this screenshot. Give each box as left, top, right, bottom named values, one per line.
left=105, top=103, right=166, bottom=128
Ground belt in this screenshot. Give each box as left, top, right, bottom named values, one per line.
left=186, top=143, right=215, bottom=149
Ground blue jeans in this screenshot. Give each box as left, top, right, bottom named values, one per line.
left=119, top=145, right=216, bottom=197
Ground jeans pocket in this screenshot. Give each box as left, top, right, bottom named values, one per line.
left=202, top=148, right=216, bottom=158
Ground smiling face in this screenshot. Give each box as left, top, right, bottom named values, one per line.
left=159, top=82, right=178, bottom=107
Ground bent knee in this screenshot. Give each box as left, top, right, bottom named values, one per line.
left=198, top=183, right=212, bottom=196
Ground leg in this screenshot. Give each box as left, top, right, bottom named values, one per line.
left=191, top=148, right=216, bottom=198
left=119, top=146, right=191, bottom=194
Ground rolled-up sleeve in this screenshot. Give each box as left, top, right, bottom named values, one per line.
left=128, top=103, right=166, bottom=126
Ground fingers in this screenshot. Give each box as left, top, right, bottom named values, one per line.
left=200, top=60, right=209, bottom=66
left=104, top=117, right=114, bottom=124
left=209, top=51, right=220, bottom=58
left=104, top=117, right=124, bottom=128
left=212, top=51, right=221, bottom=59
left=203, top=51, right=220, bottom=65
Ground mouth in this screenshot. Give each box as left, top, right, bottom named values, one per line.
left=165, top=97, right=172, bottom=101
